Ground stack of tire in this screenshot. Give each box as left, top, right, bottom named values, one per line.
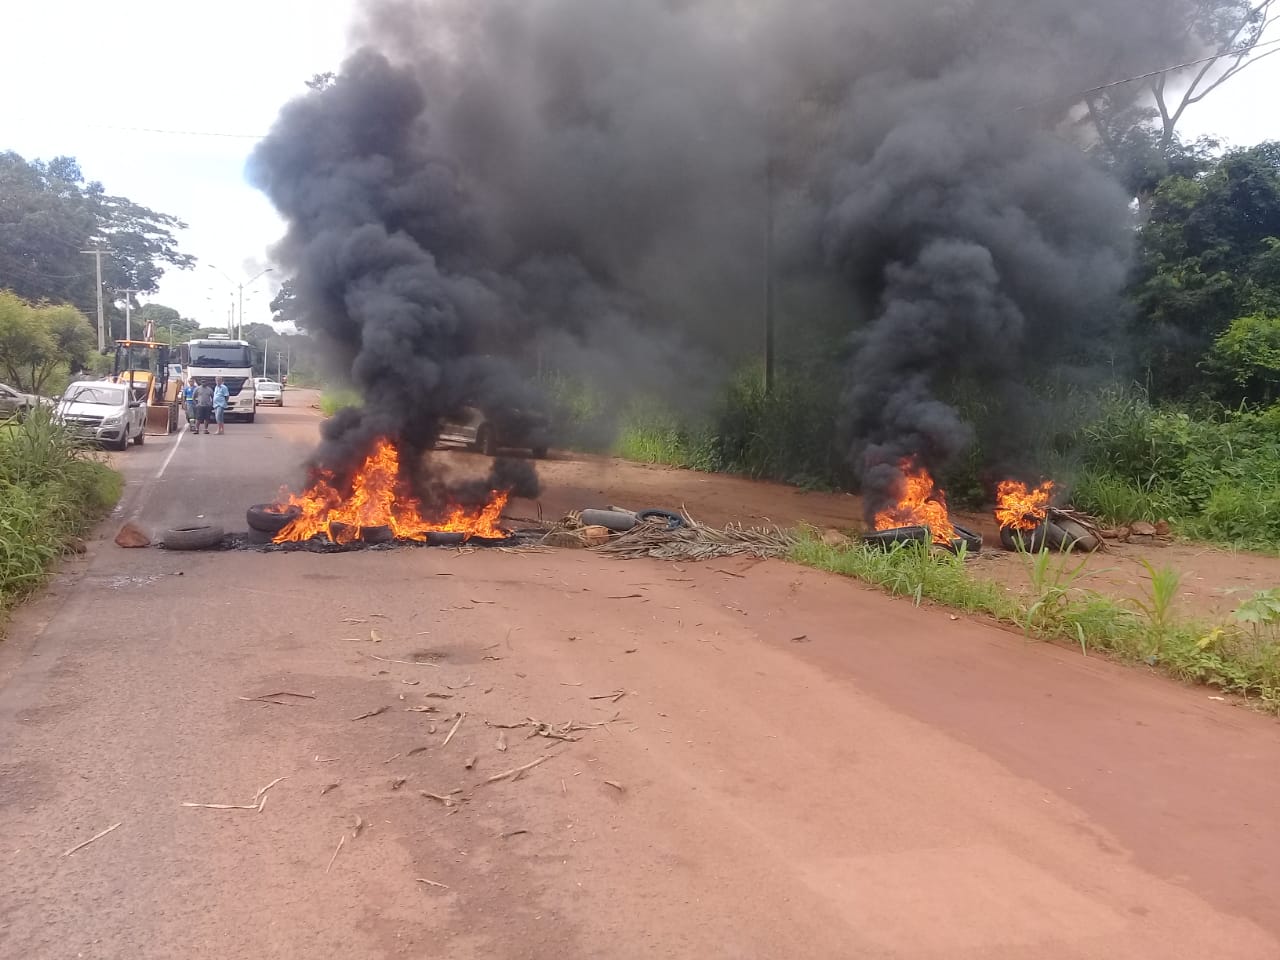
left=998, top=516, right=1100, bottom=553
left=246, top=503, right=302, bottom=545
left=863, top=524, right=983, bottom=555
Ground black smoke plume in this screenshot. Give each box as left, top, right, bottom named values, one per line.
left=253, top=0, right=1202, bottom=516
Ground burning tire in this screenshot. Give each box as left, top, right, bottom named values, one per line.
left=999, top=523, right=1048, bottom=552
left=1050, top=517, right=1101, bottom=553
left=163, top=524, right=225, bottom=551
left=863, top=526, right=930, bottom=550
left=246, top=503, right=302, bottom=534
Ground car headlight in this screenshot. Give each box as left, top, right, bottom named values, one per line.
left=102, top=415, right=122, bottom=426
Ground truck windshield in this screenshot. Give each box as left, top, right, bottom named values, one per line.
left=189, top=344, right=251, bottom=368
left=64, top=386, right=126, bottom=405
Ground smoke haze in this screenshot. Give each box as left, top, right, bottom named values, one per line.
left=251, top=0, right=1201, bottom=515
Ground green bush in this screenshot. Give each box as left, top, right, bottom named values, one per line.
left=1071, top=393, right=1280, bottom=548
left=0, top=408, right=122, bottom=623
left=319, top=387, right=362, bottom=418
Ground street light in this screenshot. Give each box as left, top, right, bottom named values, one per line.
left=206, top=264, right=275, bottom=340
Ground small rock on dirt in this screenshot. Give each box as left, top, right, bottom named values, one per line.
left=1130, top=521, right=1158, bottom=537
left=581, top=525, right=612, bottom=547
left=822, top=529, right=853, bottom=549
left=1100, top=527, right=1125, bottom=540
left=1154, top=520, right=1171, bottom=537
left=114, top=523, right=151, bottom=549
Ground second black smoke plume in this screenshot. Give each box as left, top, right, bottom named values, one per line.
left=252, top=0, right=1202, bottom=513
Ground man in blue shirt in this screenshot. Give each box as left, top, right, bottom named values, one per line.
left=183, top=378, right=198, bottom=433
left=213, top=377, right=230, bottom=435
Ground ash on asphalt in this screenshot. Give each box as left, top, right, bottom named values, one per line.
left=197, top=531, right=543, bottom=553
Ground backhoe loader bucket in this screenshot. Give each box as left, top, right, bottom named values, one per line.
left=146, top=402, right=177, bottom=436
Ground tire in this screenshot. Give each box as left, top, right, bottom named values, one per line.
left=112, top=429, right=129, bottom=452
left=1052, top=518, right=1101, bottom=553
left=163, top=524, right=225, bottom=551
left=636, top=509, right=685, bottom=531
left=945, top=523, right=983, bottom=555
left=476, top=424, right=498, bottom=456
left=999, top=523, right=1048, bottom=552
left=863, top=526, right=930, bottom=550
left=246, top=503, right=302, bottom=534
left=245, top=412, right=256, bottom=424
left=247, top=527, right=275, bottom=545
left=133, top=427, right=144, bottom=446
left=581, top=509, right=639, bottom=532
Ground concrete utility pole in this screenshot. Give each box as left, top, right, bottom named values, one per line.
left=118, top=289, right=142, bottom=342
left=209, top=264, right=274, bottom=339
left=81, top=247, right=108, bottom=351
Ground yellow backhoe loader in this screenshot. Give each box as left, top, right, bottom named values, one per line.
left=109, top=340, right=182, bottom=435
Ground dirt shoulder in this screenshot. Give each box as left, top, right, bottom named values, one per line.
left=468, top=450, right=1280, bottom=621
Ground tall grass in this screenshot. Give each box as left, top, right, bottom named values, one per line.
left=791, top=530, right=1280, bottom=709
left=1, top=408, right=122, bottom=625
left=319, top=387, right=362, bottom=418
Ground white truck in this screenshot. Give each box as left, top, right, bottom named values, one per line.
left=180, top=337, right=257, bottom=422
left=55, top=381, right=148, bottom=450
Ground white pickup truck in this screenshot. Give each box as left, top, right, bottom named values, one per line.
left=55, top=381, right=148, bottom=450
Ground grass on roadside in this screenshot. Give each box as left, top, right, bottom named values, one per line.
left=319, top=387, right=362, bottom=418
left=1, top=409, right=122, bottom=625
left=790, top=530, right=1280, bottom=710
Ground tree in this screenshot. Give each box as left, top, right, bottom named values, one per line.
left=0, top=291, right=94, bottom=393
left=0, top=151, right=194, bottom=320
left=134, top=303, right=200, bottom=343
left=1131, top=143, right=1280, bottom=398
left=1085, top=2, right=1278, bottom=182
left=1204, top=312, right=1280, bottom=402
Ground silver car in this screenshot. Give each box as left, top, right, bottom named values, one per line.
left=0, top=382, right=50, bottom=421
left=54, top=382, right=147, bottom=450
left=254, top=380, right=283, bottom=406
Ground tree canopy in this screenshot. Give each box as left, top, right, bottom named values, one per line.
left=1132, top=142, right=1280, bottom=400
left=0, top=151, right=195, bottom=326
left=0, top=290, right=94, bottom=393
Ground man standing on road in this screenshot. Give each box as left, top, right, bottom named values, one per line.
left=194, top=381, right=214, bottom=435
left=213, top=377, right=229, bottom=436
left=183, top=378, right=198, bottom=433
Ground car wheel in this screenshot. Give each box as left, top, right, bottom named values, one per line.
left=246, top=412, right=256, bottom=424
left=113, top=429, right=129, bottom=452
left=133, top=426, right=144, bottom=446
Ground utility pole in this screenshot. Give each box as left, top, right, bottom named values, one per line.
left=276, top=350, right=283, bottom=381
left=118, top=289, right=142, bottom=341
left=81, top=246, right=107, bottom=352
left=763, top=156, right=776, bottom=396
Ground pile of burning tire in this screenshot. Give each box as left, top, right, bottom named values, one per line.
left=997, top=514, right=1101, bottom=553
left=862, top=523, right=984, bottom=555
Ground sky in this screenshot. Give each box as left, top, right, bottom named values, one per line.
left=2, top=1, right=1279, bottom=329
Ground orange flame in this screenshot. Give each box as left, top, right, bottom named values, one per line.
left=994, top=479, right=1054, bottom=531
left=873, top=458, right=957, bottom=545
left=273, top=438, right=509, bottom=543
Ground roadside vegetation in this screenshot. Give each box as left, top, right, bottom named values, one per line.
left=0, top=408, right=121, bottom=625
left=319, top=387, right=362, bottom=417
left=791, top=533, right=1280, bottom=711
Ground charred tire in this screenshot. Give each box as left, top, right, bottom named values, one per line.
left=637, top=509, right=684, bottom=531
left=863, top=526, right=930, bottom=550
left=1053, top=517, right=1101, bottom=553
left=427, top=531, right=466, bottom=547
left=361, top=525, right=395, bottom=544
left=945, top=524, right=983, bottom=555
left=246, top=503, right=302, bottom=534
left=999, top=523, right=1048, bottom=552
left=163, top=524, right=225, bottom=551
left=247, top=527, right=275, bottom=545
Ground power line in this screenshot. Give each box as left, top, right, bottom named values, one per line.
left=1018, top=35, right=1280, bottom=112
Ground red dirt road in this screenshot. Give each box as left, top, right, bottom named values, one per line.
left=2, top=410, right=1279, bottom=958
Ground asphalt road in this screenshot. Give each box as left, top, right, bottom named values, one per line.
left=2, top=394, right=1280, bottom=959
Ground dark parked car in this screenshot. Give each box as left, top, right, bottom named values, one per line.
left=437, top=405, right=551, bottom=458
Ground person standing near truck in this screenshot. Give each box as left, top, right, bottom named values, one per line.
left=213, top=376, right=230, bottom=435
left=194, top=381, right=214, bottom=434
left=183, top=378, right=198, bottom=433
